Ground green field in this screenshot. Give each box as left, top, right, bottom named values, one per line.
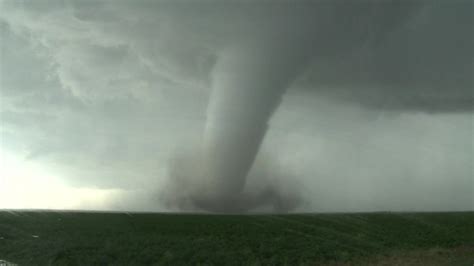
left=0, top=211, right=473, bottom=265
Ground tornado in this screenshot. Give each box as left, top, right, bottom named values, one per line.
left=164, top=1, right=422, bottom=212
left=194, top=39, right=313, bottom=211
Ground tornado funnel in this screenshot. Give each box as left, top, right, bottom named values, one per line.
left=199, top=42, right=311, bottom=205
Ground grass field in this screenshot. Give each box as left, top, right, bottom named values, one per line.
left=0, top=211, right=473, bottom=265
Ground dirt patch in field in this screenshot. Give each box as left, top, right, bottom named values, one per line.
left=322, top=246, right=474, bottom=266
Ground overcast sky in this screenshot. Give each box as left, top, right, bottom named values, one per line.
left=0, top=0, right=472, bottom=212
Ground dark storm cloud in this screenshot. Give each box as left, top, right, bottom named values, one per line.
left=95, top=0, right=472, bottom=112
left=2, top=0, right=470, bottom=110
left=0, top=0, right=472, bottom=212
left=300, top=1, right=473, bottom=112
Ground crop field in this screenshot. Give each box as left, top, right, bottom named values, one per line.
left=0, top=211, right=473, bottom=265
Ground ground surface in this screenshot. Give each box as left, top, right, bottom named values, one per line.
left=0, top=211, right=472, bottom=265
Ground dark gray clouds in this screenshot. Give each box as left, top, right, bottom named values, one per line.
left=2, top=0, right=471, bottom=109
left=300, top=1, right=473, bottom=112
left=0, top=0, right=472, bottom=212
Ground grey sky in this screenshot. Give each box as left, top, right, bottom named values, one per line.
left=0, top=0, right=472, bottom=212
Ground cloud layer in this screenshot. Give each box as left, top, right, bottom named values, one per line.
left=0, top=0, right=472, bottom=212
